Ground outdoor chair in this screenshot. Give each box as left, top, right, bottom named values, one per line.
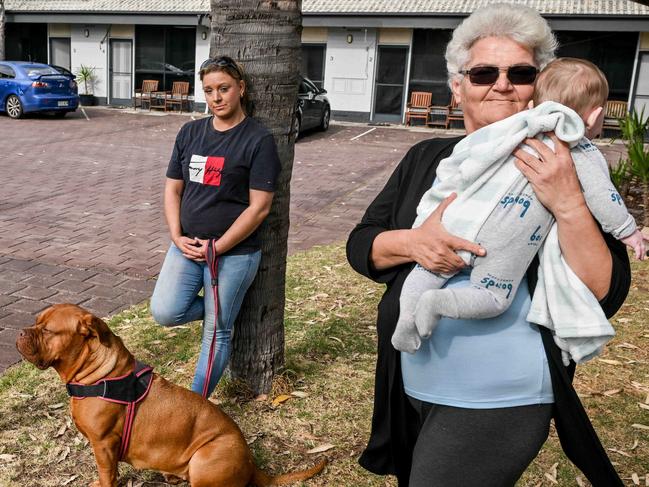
left=446, top=95, right=464, bottom=129
left=405, top=91, right=433, bottom=126
left=601, top=100, right=628, bottom=135
left=164, top=82, right=191, bottom=113
left=427, top=94, right=463, bottom=130
left=133, top=80, right=159, bottom=110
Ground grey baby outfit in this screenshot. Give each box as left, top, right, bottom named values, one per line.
left=392, top=102, right=636, bottom=354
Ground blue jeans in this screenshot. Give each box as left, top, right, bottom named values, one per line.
left=150, top=243, right=261, bottom=397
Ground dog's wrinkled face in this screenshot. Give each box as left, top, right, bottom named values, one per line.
left=16, top=304, right=110, bottom=371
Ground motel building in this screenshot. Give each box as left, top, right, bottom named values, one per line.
left=4, top=0, right=649, bottom=123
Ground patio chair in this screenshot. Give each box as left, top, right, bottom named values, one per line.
left=405, top=91, right=432, bottom=126
left=164, top=82, right=191, bottom=113
left=133, top=80, right=159, bottom=110
left=427, top=94, right=463, bottom=129
left=447, top=95, right=464, bottom=129
left=601, top=100, right=628, bottom=134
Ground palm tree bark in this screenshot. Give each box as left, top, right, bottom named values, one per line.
left=209, top=0, right=301, bottom=394
left=0, top=0, right=6, bottom=61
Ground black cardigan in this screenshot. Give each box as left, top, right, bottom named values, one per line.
left=346, top=137, right=631, bottom=486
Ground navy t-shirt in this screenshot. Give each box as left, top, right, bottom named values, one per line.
left=166, top=116, right=281, bottom=254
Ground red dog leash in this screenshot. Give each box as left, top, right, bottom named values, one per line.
left=202, top=238, right=220, bottom=398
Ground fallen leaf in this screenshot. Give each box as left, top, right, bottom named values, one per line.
left=631, top=423, right=649, bottom=431
left=272, top=395, right=291, bottom=407
left=58, top=446, right=70, bottom=462
left=54, top=423, right=67, bottom=438
left=544, top=473, right=558, bottom=484
left=603, top=388, right=623, bottom=396
left=61, top=475, right=78, bottom=486
left=291, top=391, right=309, bottom=398
left=608, top=447, right=631, bottom=457
left=632, top=473, right=640, bottom=485
left=576, top=476, right=586, bottom=487
left=328, top=336, right=344, bottom=346
left=598, top=359, right=623, bottom=366
left=306, top=443, right=334, bottom=454
left=639, top=403, right=649, bottom=411
left=616, top=342, right=639, bottom=349
left=0, top=454, right=16, bottom=462
left=629, top=439, right=639, bottom=451
left=616, top=318, right=631, bottom=323
left=49, top=403, right=65, bottom=409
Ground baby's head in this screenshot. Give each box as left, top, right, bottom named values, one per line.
left=533, top=57, right=609, bottom=139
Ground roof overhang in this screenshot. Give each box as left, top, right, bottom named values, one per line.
left=6, top=13, right=209, bottom=26
left=303, top=13, right=649, bottom=32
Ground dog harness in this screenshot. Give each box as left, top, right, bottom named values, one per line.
left=203, top=238, right=220, bottom=398
left=66, top=360, right=154, bottom=460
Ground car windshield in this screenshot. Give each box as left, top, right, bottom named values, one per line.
left=23, top=65, right=61, bottom=77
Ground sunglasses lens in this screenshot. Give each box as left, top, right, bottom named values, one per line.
left=507, top=66, right=538, bottom=84
left=468, top=66, right=499, bottom=85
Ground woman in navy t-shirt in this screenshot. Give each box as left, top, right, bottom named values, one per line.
left=150, top=56, right=281, bottom=398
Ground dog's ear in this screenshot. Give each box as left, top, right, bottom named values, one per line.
left=77, top=313, right=112, bottom=346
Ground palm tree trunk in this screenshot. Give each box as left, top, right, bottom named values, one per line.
left=209, top=0, right=302, bottom=394
left=0, top=0, right=6, bottom=62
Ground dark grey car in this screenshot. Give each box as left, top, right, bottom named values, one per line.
left=294, top=76, right=330, bottom=136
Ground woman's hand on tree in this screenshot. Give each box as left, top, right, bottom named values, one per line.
left=409, top=193, right=486, bottom=273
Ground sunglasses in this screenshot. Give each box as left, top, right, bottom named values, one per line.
left=459, top=65, right=539, bottom=85
left=199, top=56, right=242, bottom=77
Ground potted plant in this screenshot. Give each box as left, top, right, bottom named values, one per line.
left=76, top=65, right=97, bottom=106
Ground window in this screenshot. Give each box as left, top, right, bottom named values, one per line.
left=555, top=31, right=637, bottom=101
left=50, top=38, right=71, bottom=71
left=135, top=26, right=196, bottom=92
left=0, top=65, right=16, bottom=79
left=407, top=29, right=453, bottom=105
left=301, top=44, right=326, bottom=89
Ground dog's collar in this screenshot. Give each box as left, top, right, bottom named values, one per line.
left=66, top=360, right=153, bottom=405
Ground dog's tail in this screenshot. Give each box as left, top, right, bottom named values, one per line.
left=252, top=459, right=327, bottom=486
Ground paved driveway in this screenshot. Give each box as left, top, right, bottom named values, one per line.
left=0, top=108, right=443, bottom=372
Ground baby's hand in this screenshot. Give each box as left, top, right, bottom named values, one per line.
left=621, top=230, right=649, bottom=260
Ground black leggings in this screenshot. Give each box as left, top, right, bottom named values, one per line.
left=408, top=397, right=552, bottom=487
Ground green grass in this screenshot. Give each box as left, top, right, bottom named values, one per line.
left=0, top=243, right=647, bottom=486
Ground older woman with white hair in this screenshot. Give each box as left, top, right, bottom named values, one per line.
left=347, top=3, right=630, bottom=486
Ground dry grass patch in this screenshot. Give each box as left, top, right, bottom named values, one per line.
left=0, top=243, right=647, bottom=486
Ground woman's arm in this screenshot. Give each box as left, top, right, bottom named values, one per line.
left=514, top=134, right=612, bottom=299
left=204, top=189, right=274, bottom=256
left=347, top=141, right=484, bottom=282
left=371, top=193, right=485, bottom=272
left=163, top=177, right=204, bottom=260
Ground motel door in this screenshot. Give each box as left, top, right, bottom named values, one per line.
left=109, top=39, right=133, bottom=105
left=373, top=46, right=408, bottom=123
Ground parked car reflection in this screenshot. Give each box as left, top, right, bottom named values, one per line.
left=295, top=76, right=330, bottom=136
left=0, top=61, right=79, bottom=119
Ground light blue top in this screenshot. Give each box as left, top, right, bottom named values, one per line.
left=402, top=271, right=554, bottom=408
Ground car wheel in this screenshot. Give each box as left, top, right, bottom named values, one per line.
left=293, top=115, right=301, bottom=138
left=320, top=106, right=330, bottom=131
left=6, top=95, right=23, bottom=119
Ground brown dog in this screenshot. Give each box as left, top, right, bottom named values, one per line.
left=16, top=303, right=326, bottom=487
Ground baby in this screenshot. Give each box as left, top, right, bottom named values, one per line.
left=392, top=57, right=646, bottom=355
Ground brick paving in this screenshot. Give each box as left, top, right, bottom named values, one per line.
left=0, top=108, right=626, bottom=373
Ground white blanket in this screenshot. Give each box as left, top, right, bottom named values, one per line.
left=414, top=101, right=614, bottom=364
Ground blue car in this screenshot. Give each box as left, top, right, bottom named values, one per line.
left=0, top=61, right=79, bottom=119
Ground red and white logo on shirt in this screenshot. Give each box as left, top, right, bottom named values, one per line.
left=189, top=155, right=225, bottom=186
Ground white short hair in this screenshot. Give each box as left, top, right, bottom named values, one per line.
left=446, top=3, right=557, bottom=86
